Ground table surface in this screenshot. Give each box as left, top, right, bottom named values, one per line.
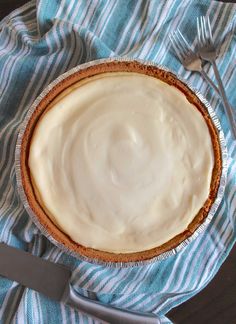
left=1, top=1, right=236, bottom=324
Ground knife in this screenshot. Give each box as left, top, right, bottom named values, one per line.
left=0, top=243, right=160, bottom=324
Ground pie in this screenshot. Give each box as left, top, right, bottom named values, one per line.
left=20, top=61, right=222, bottom=263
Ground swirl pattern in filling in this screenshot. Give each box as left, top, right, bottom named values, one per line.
left=29, top=73, right=214, bottom=253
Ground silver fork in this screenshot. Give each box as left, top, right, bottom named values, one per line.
left=197, top=16, right=236, bottom=138
left=169, top=30, right=220, bottom=95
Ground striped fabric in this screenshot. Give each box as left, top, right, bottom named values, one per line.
left=0, top=0, right=236, bottom=323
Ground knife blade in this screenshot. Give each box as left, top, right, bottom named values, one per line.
left=0, top=242, right=71, bottom=301
left=0, top=243, right=160, bottom=324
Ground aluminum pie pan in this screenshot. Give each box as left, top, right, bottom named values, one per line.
left=15, top=57, right=228, bottom=268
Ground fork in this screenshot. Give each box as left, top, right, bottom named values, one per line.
left=197, top=16, right=236, bottom=138
left=169, top=30, right=220, bottom=95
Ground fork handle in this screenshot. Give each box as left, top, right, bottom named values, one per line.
left=201, top=68, right=235, bottom=118
left=211, top=60, right=236, bottom=138
left=201, top=70, right=220, bottom=95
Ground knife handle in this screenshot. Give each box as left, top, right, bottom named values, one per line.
left=0, top=242, right=160, bottom=323
left=63, top=286, right=160, bottom=324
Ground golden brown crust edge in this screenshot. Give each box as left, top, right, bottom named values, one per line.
left=20, top=60, right=222, bottom=264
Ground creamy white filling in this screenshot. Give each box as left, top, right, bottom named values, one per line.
left=29, top=72, right=214, bottom=253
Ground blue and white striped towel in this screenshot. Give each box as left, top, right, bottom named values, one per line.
left=0, top=1, right=236, bottom=323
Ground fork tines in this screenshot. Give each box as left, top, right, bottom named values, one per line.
left=197, top=16, right=213, bottom=46
left=169, top=29, right=193, bottom=61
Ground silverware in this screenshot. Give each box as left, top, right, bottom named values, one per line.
left=169, top=29, right=220, bottom=95
left=197, top=16, right=236, bottom=138
left=0, top=242, right=160, bottom=324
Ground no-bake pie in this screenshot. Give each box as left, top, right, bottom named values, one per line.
left=20, top=61, right=222, bottom=263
